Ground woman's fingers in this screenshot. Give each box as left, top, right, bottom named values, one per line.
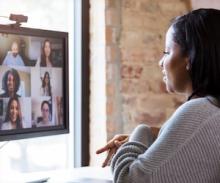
left=96, top=138, right=115, bottom=154
left=102, top=148, right=116, bottom=167
left=114, top=136, right=129, bottom=147
left=96, top=135, right=129, bottom=154
left=96, top=146, right=109, bottom=154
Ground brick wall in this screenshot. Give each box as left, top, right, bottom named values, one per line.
left=105, top=0, right=189, bottom=139
left=106, top=0, right=123, bottom=138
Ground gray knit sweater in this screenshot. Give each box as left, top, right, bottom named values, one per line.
left=111, top=97, right=220, bottom=183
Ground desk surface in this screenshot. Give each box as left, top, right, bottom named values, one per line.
left=0, top=166, right=112, bottom=183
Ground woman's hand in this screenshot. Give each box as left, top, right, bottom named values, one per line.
left=96, top=134, right=129, bottom=167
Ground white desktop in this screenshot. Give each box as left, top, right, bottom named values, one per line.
left=0, top=166, right=112, bottom=183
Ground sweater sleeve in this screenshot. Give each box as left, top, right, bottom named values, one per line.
left=111, top=124, right=154, bottom=183
left=110, top=99, right=214, bottom=183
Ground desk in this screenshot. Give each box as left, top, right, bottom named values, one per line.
left=0, top=166, right=112, bottom=183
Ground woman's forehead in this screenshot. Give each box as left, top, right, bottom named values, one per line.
left=166, top=26, right=175, bottom=42
left=8, top=73, right=14, bottom=78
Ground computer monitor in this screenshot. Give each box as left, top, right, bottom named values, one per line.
left=0, top=24, right=69, bottom=141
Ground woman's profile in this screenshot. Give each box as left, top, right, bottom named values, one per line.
left=0, top=69, right=20, bottom=98
left=97, top=9, right=220, bottom=182
left=36, top=39, right=53, bottom=67
left=1, top=97, right=23, bottom=130
left=40, top=71, right=52, bottom=96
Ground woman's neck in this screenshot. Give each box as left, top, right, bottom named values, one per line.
left=42, top=118, right=49, bottom=123
left=46, top=58, right=52, bottom=66
left=8, top=91, right=15, bottom=97
left=10, top=121, right=17, bottom=129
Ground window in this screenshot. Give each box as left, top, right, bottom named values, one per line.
left=0, top=0, right=75, bottom=173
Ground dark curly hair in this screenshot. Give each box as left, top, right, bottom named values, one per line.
left=2, top=68, right=20, bottom=95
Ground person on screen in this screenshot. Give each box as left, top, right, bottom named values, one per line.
left=36, top=39, right=53, bottom=67
left=1, top=97, right=23, bottom=130
left=2, top=41, right=25, bottom=66
left=0, top=69, right=20, bottom=98
left=40, top=71, right=52, bottom=96
left=36, top=100, right=53, bottom=127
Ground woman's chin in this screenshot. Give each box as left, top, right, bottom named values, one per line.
left=165, top=83, right=175, bottom=93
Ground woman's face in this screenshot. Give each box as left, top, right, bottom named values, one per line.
left=41, top=103, right=50, bottom=122
left=44, top=41, right=51, bottom=57
left=10, top=100, right=19, bottom=123
left=44, top=73, right=49, bottom=84
left=7, top=73, right=15, bottom=93
left=159, top=26, right=192, bottom=95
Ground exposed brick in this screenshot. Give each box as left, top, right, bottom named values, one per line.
left=106, top=46, right=117, bottom=62
left=122, top=0, right=138, bottom=10
left=122, top=96, right=137, bottom=106
left=106, top=0, right=117, bottom=9
left=138, top=1, right=160, bottom=13
left=104, top=0, right=189, bottom=138
left=106, top=8, right=120, bottom=26
left=121, top=65, right=143, bottom=79
left=106, top=101, right=114, bottom=115
left=106, top=63, right=114, bottom=81
left=135, top=112, right=166, bottom=126
left=106, top=120, right=116, bottom=133
left=106, top=26, right=113, bottom=44
left=122, top=10, right=144, bottom=28
left=107, top=83, right=115, bottom=96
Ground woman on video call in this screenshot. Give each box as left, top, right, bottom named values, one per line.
left=41, top=71, right=52, bottom=96
left=36, top=39, right=53, bottom=67
left=0, top=68, right=21, bottom=98
left=97, top=9, right=220, bottom=182
left=36, top=100, right=53, bottom=127
left=1, top=97, right=23, bottom=130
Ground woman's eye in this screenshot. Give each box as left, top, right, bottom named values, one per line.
left=163, top=51, right=170, bottom=55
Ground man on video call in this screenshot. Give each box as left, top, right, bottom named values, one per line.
left=2, top=41, right=25, bottom=66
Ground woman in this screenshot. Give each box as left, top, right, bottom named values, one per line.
left=41, top=71, right=52, bottom=96
left=36, top=100, right=53, bottom=127
left=36, top=39, right=53, bottom=67
left=97, top=9, right=220, bottom=182
left=0, top=69, right=20, bottom=98
left=1, top=97, right=23, bottom=130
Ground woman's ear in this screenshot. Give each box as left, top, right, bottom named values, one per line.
left=185, top=56, right=190, bottom=71
left=186, top=63, right=190, bottom=70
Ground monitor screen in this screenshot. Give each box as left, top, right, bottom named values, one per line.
left=0, top=24, right=69, bottom=141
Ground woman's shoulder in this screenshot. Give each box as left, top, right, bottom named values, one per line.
left=164, top=97, right=218, bottom=128
left=36, top=121, right=53, bottom=127
left=160, top=97, right=220, bottom=137
left=1, top=122, right=12, bottom=130
left=177, top=97, right=218, bottom=114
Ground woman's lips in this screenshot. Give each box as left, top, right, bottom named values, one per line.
left=162, top=70, right=167, bottom=82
